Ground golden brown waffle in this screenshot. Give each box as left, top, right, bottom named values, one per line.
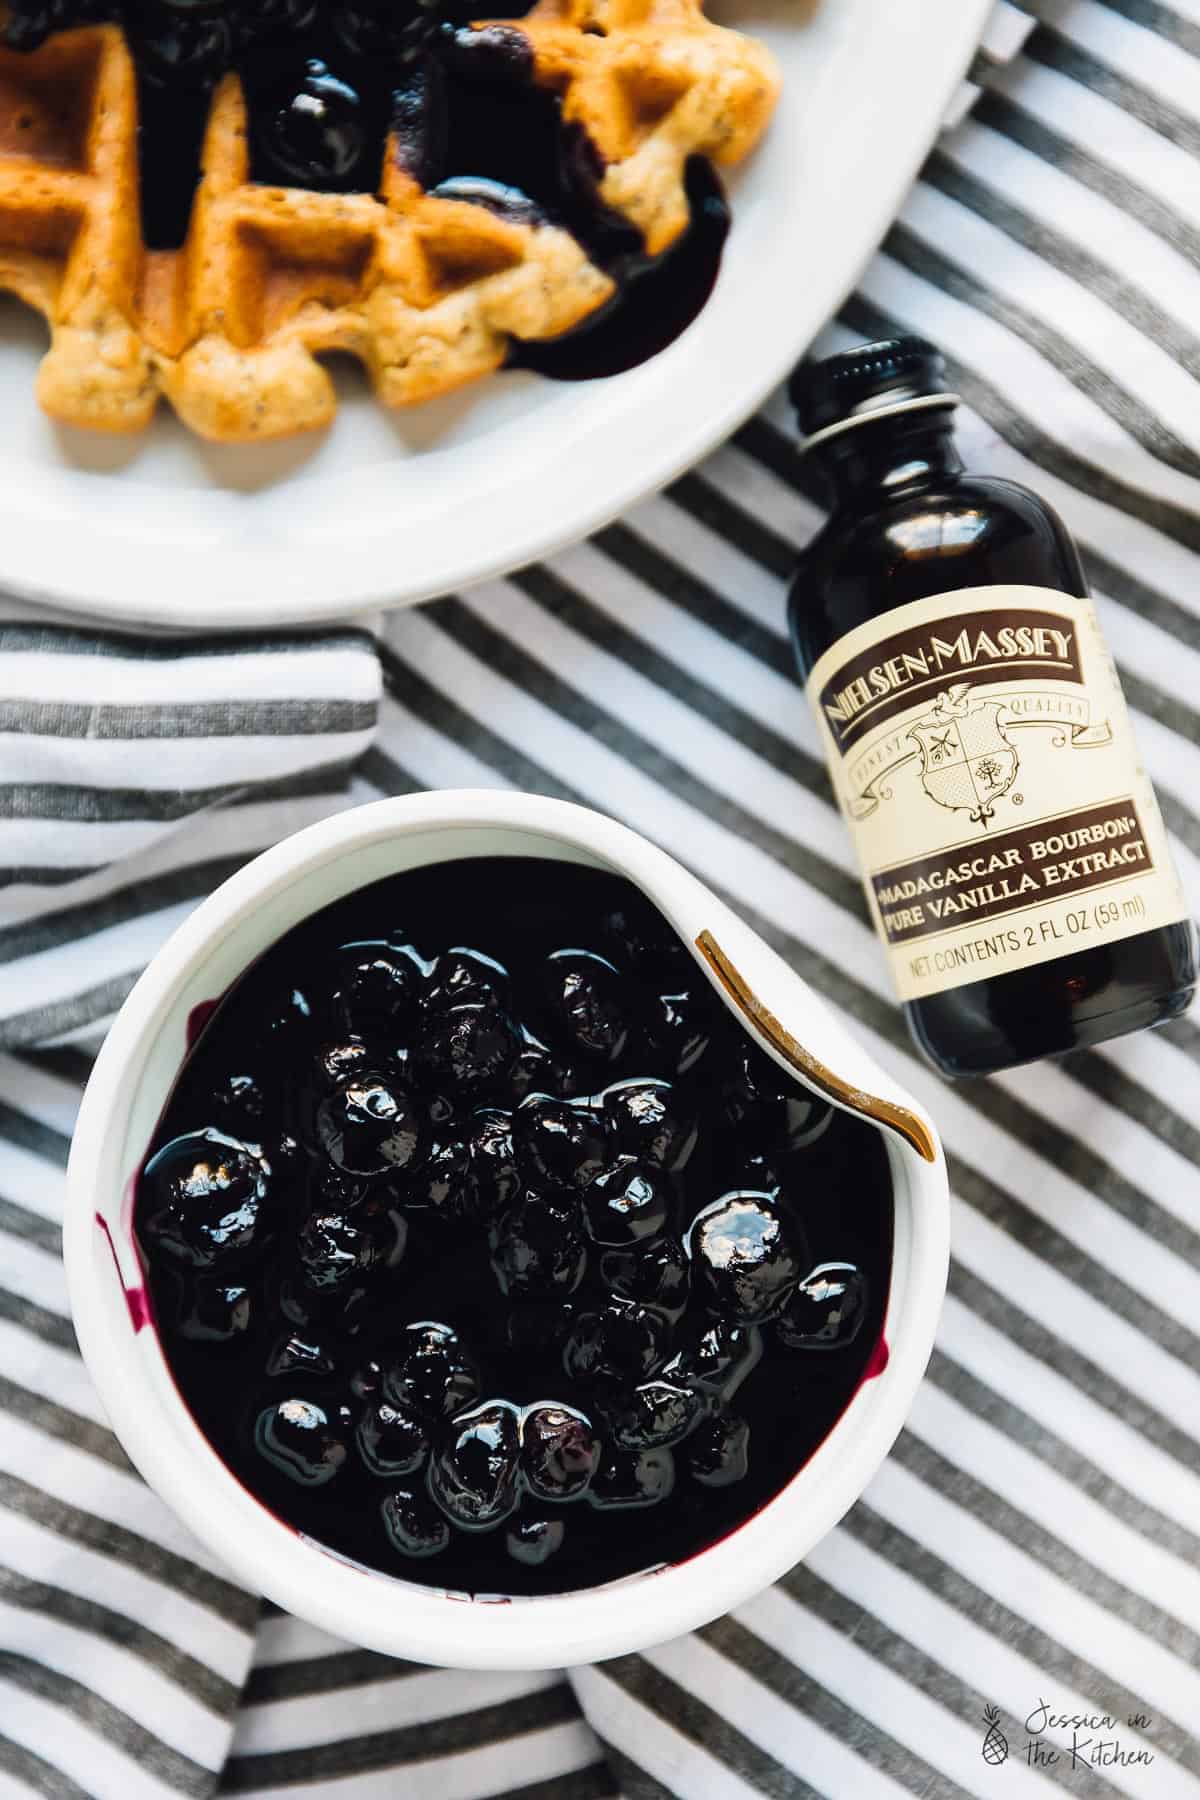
left=0, top=6, right=778, bottom=440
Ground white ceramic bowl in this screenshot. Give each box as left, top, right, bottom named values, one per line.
left=65, top=792, right=949, bottom=1670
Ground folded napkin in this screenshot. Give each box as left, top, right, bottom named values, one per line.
left=11, top=6, right=1200, bottom=1798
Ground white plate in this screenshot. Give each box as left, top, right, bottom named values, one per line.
left=0, top=0, right=989, bottom=628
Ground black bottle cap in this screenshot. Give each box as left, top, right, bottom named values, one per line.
left=790, top=338, right=955, bottom=449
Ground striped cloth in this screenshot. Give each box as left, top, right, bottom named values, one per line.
left=5, top=0, right=1200, bottom=1793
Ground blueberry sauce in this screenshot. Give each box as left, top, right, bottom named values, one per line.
left=134, top=859, right=893, bottom=1596
left=4, top=0, right=730, bottom=377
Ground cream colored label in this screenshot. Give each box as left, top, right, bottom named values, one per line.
left=806, top=585, right=1189, bottom=1002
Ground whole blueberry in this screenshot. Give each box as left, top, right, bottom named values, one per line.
left=382, top=1321, right=480, bottom=1422
left=776, top=1262, right=867, bottom=1351
left=604, top=1379, right=702, bottom=1451
left=176, top=1278, right=252, bottom=1344
left=602, top=1078, right=697, bottom=1172
left=582, top=1160, right=670, bottom=1247
left=466, top=1108, right=521, bottom=1215
left=646, top=989, right=714, bottom=1077
left=562, top=1300, right=664, bottom=1385
left=140, top=1130, right=271, bottom=1271
left=588, top=1445, right=675, bottom=1511
left=381, top=1485, right=450, bottom=1558
left=255, top=59, right=368, bottom=187
left=520, top=1402, right=600, bottom=1502
left=296, top=1199, right=406, bottom=1305
left=266, top=1330, right=340, bottom=1380
left=423, top=947, right=509, bottom=1013
left=723, top=1046, right=833, bottom=1156
left=541, top=950, right=632, bottom=1064
left=404, top=1135, right=472, bottom=1216
left=688, top=1192, right=804, bottom=1323
left=685, top=1409, right=749, bottom=1488
left=357, top=1399, right=430, bottom=1476
left=517, top=1094, right=608, bottom=1192
left=413, top=1003, right=521, bottom=1095
left=331, top=939, right=417, bottom=1038
left=254, top=1396, right=348, bottom=1486
left=430, top=1399, right=521, bottom=1528
left=490, top=1190, right=587, bottom=1299
left=316, top=1071, right=423, bottom=1176
left=210, top=1071, right=269, bottom=1131
left=506, top=1517, right=565, bottom=1566
left=509, top=1031, right=579, bottom=1105
left=661, top=1320, right=762, bottom=1403
left=601, top=1233, right=690, bottom=1320
left=134, top=9, right=233, bottom=87
left=600, top=905, right=689, bottom=981
left=259, top=984, right=315, bottom=1049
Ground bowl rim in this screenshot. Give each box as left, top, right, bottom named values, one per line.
left=64, top=790, right=949, bottom=1669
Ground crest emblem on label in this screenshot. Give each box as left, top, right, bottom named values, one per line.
left=908, top=684, right=1018, bottom=827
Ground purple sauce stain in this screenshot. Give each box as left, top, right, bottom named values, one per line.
left=186, top=1000, right=221, bottom=1050
left=860, top=1333, right=890, bottom=1385
left=95, top=1212, right=154, bottom=1334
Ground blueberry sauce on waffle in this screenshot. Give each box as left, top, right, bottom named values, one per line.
left=4, top=0, right=730, bottom=374
left=134, top=858, right=892, bottom=1596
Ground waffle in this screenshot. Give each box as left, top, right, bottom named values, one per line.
left=0, top=2, right=779, bottom=440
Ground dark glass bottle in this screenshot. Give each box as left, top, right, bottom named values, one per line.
left=787, top=338, right=1196, bottom=1078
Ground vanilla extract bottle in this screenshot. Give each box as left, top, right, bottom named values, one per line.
left=787, top=337, right=1196, bottom=1077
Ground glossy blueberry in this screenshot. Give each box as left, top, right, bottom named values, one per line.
left=516, top=1094, right=607, bottom=1192
left=266, top=1330, right=339, bottom=1380
left=582, top=1160, right=670, bottom=1247
left=413, top=1003, right=521, bottom=1095
left=405, top=1134, right=472, bottom=1215
left=489, top=1190, right=587, bottom=1300
left=423, top=947, right=509, bottom=1013
left=661, top=1321, right=762, bottom=1402
left=541, top=950, right=632, bottom=1064
left=382, top=1322, right=480, bottom=1422
left=723, top=1046, right=833, bottom=1156
left=295, top=1200, right=406, bottom=1304
left=332, top=939, right=419, bottom=1036
left=599, top=905, right=689, bottom=980
left=562, top=1300, right=664, bottom=1385
left=466, top=1108, right=521, bottom=1215
left=506, top=1517, right=565, bottom=1566
left=430, top=1399, right=521, bottom=1528
left=601, top=1233, right=690, bottom=1320
left=210, top=1071, right=269, bottom=1130
left=315, top=1071, right=423, bottom=1176
left=646, top=988, right=714, bottom=1077
left=381, top=1485, right=450, bottom=1558
left=602, top=1078, right=697, bottom=1172
left=688, top=1192, right=804, bottom=1323
left=604, top=1379, right=701, bottom=1450
left=509, top=1033, right=582, bottom=1104
left=255, top=58, right=368, bottom=187
left=776, top=1263, right=867, bottom=1351
left=520, top=1402, right=600, bottom=1501
left=356, top=1399, right=430, bottom=1476
left=350, top=1356, right=384, bottom=1401
left=588, top=1445, right=675, bottom=1511
left=254, top=1396, right=348, bottom=1486
left=176, top=1278, right=252, bottom=1344
left=259, top=984, right=315, bottom=1048
left=140, top=1130, right=271, bottom=1271
left=685, top=1409, right=749, bottom=1488
left=134, top=9, right=233, bottom=87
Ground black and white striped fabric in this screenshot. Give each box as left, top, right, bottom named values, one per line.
left=4, top=0, right=1200, bottom=1793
